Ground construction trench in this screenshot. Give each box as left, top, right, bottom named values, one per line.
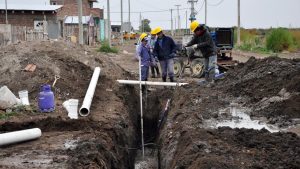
left=0, top=41, right=300, bottom=169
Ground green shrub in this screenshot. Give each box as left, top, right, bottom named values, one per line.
left=266, top=28, right=294, bottom=52
left=98, top=41, right=118, bottom=53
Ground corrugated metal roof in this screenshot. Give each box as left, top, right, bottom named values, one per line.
left=0, top=4, right=62, bottom=11
left=65, top=16, right=92, bottom=24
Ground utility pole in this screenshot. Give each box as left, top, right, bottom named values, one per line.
left=237, top=0, right=241, bottom=46
left=107, top=0, right=111, bottom=47
left=175, top=5, right=181, bottom=36
left=142, top=17, right=144, bottom=32
left=174, top=17, right=176, bottom=36
left=5, top=0, right=8, bottom=24
left=77, top=0, right=84, bottom=45
left=188, top=0, right=197, bottom=22
left=170, top=9, right=174, bottom=36
left=185, top=10, right=188, bottom=34
left=139, top=12, right=142, bottom=32
left=205, top=0, right=207, bottom=25
left=120, top=0, right=123, bottom=44
left=128, top=0, right=131, bottom=32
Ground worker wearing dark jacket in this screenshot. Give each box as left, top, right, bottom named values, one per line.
left=186, top=21, right=217, bottom=82
left=153, top=27, right=177, bottom=82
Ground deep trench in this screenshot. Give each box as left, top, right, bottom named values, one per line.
left=123, top=86, right=169, bottom=169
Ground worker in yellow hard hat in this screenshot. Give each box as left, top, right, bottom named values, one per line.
left=138, top=33, right=151, bottom=93
left=186, top=21, right=217, bottom=82
left=152, top=27, right=177, bottom=82
left=149, top=28, right=160, bottom=78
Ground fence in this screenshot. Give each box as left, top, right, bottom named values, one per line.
left=0, top=24, right=47, bottom=46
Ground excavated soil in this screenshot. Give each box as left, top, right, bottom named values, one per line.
left=158, top=57, right=300, bottom=169
left=1, top=41, right=300, bottom=169
left=0, top=40, right=139, bottom=169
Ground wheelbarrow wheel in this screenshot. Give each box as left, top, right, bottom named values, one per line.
left=190, top=58, right=205, bottom=78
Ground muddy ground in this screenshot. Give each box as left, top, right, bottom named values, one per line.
left=0, top=40, right=300, bottom=169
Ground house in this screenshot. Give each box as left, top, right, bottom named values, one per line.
left=50, top=0, right=103, bottom=42
left=0, top=0, right=103, bottom=43
left=0, top=4, right=62, bottom=39
left=64, top=15, right=95, bottom=44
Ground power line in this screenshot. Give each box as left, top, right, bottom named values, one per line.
left=196, top=0, right=205, bottom=14
left=110, top=8, right=189, bottom=14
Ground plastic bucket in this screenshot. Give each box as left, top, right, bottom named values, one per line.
left=18, top=90, right=30, bottom=106
left=63, top=99, right=79, bottom=119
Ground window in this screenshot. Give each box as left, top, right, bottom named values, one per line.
left=34, top=21, right=45, bottom=31
left=89, top=2, right=93, bottom=8
left=51, top=1, right=57, bottom=5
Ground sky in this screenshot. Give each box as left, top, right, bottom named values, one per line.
left=2, top=0, right=300, bottom=30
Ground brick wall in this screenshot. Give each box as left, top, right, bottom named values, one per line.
left=0, top=11, right=57, bottom=27
left=52, top=0, right=103, bottom=20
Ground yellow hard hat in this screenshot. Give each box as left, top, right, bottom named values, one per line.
left=139, top=33, right=148, bottom=41
left=150, top=29, right=156, bottom=35
left=152, top=27, right=163, bottom=35
left=190, top=21, right=200, bottom=32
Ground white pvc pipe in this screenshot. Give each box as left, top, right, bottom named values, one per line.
left=0, top=128, right=42, bottom=146
left=117, top=80, right=188, bottom=86
left=79, top=67, right=101, bottom=117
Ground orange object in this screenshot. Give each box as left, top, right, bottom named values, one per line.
left=23, top=64, right=36, bottom=72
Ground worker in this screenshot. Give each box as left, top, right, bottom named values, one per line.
left=185, top=21, right=217, bottom=82
left=138, top=33, right=151, bottom=93
left=149, top=29, right=160, bottom=78
left=153, top=27, right=177, bottom=82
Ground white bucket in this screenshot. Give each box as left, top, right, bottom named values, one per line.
left=18, top=90, right=30, bottom=106
left=63, top=99, right=79, bottom=119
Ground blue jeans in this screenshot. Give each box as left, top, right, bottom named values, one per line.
left=204, top=55, right=218, bottom=81
left=159, top=59, right=174, bottom=79
left=141, top=65, right=149, bottom=81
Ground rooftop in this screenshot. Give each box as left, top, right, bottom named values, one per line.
left=0, top=4, right=62, bottom=11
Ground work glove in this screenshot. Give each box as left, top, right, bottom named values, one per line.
left=192, top=44, right=198, bottom=49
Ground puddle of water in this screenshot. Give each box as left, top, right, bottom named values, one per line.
left=206, top=104, right=279, bottom=133
left=134, top=148, right=158, bottom=169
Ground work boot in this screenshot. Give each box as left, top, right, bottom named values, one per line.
left=170, top=77, right=175, bottom=82
left=162, top=77, right=167, bottom=82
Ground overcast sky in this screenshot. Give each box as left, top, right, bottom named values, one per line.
left=2, top=0, right=300, bottom=29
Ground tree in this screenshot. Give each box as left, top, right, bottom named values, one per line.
left=139, top=19, right=151, bottom=32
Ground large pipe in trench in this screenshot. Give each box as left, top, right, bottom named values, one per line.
left=0, top=128, right=42, bottom=146
left=79, top=67, right=101, bottom=117
left=117, top=80, right=188, bottom=86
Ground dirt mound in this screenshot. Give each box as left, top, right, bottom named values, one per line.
left=219, top=57, right=300, bottom=119
left=162, top=127, right=300, bottom=169
left=0, top=40, right=137, bottom=169
left=221, top=56, right=300, bottom=100
left=0, top=41, right=126, bottom=104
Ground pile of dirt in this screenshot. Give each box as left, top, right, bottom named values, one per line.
left=157, top=57, right=300, bottom=169
left=219, top=57, right=300, bottom=120
left=0, top=40, right=138, bottom=168
left=221, top=57, right=300, bottom=101
left=161, top=127, right=300, bottom=169
left=0, top=40, right=126, bottom=104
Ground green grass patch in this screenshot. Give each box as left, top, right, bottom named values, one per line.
left=266, top=28, right=295, bottom=52
left=0, top=111, right=17, bottom=120
left=97, top=41, right=118, bottom=53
